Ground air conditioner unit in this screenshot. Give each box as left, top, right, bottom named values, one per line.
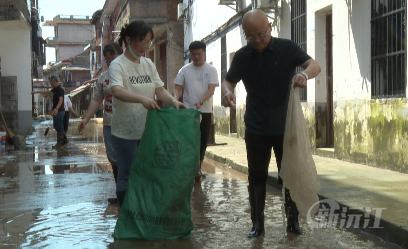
left=219, top=0, right=236, bottom=5
left=177, top=3, right=187, bottom=21
left=258, top=0, right=277, bottom=8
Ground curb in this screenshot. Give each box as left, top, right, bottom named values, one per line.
left=205, top=151, right=408, bottom=248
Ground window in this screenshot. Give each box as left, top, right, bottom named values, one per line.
left=291, top=0, right=307, bottom=101
left=371, top=0, right=406, bottom=98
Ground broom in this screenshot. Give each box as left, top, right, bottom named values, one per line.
left=0, top=108, right=14, bottom=145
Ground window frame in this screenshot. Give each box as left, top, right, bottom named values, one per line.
left=371, top=0, right=407, bottom=98
left=291, top=0, right=308, bottom=102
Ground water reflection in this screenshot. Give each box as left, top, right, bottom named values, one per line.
left=22, top=202, right=116, bottom=248
left=0, top=120, right=403, bottom=249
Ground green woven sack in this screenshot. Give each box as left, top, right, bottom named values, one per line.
left=113, top=106, right=200, bottom=240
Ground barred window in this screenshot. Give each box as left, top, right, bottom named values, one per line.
left=291, top=0, right=307, bottom=101
left=371, top=0, right=406, bottom=98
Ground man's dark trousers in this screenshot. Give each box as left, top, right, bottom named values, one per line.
left=245, top=130, right=285, bottom=185
left=245, top=130, right=300, bottom=236
left=53, top=111, right=65, bottom=133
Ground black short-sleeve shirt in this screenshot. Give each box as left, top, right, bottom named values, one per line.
left=51, top=84, right=65, bottom=112
left=225, top=37, right=311, bottom=136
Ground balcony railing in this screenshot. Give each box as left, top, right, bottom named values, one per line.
left=46, top=37, right=92, bottom=45
left=0, top=0, right=30, bottom=24
left=63, top=80, right=88, bottom=89
left=53, top=14, right=90, bottom=22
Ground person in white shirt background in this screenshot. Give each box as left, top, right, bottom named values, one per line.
left=174, top=41, right=219, bottom=182
left=108, top=20, right=187, bottom=207
left=62, top=94, right=76, bottom=145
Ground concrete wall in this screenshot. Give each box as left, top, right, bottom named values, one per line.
left=167, top=21, right=184, bottom=95
left=56, top=45, right=89, bottom=61
left=128, top=0, right=167, bottom=19
left=0, top=25, right=32, bottom=134
left=55, top=23, right=94, bottom=61
left=57, top=24, right=94, bottom=44
left=166, top=0, right=184, bottom=94
left=129, top=0, right=184, bottom=97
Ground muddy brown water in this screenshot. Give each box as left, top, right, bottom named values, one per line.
left=0, top=120, right=402, bottom=248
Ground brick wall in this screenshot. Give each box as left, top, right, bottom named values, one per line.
left=167, top=0, right=183, bottom=22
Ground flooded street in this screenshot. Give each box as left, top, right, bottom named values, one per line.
left=0, top=120, right=401, bottom=248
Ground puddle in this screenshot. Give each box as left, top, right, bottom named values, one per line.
left=0, top=120, right=402, bottom=249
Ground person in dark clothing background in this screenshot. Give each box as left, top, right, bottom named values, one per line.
left=222, top=9, right=321, bottom=237
left=32, top=76, right=66, bottom=148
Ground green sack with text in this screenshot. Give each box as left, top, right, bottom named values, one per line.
left=113, top=106, right=200, bottom=240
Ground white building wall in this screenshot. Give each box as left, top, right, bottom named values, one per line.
left=305, top=0, right=372, bottom=103
left=0, top=30, right=32, bottom=111
left=274, top=0, right=291, bottom=39
left=307, top=0, right=372, bottom=148
left=225, top=26, right=248, bottom=134
left=0, top=27, right=32, bottom=134
left=305, top=0, right=408, bottom=172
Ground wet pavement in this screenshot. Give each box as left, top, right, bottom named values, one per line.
left=0, top=119, right=402, bottom=248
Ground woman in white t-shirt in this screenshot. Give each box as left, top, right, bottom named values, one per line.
left=108, top=20, right=187, bottom=207
left=78, top=42, right=123, bottom=204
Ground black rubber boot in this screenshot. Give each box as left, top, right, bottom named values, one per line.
left=247, top=184, right=266, bottom=238
left=52, top=132, right=65, bottom=148
left=117, top=191, right=126, bottom=208
left=284, top=188, right=301, bottom=235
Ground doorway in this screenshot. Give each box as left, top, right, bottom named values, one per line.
left=326, top=14, right=334, bottom=147
left=315, top=8, right=334, bottom=148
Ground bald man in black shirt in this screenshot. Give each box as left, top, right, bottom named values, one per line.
left=222, top=9, right=321, bottom=237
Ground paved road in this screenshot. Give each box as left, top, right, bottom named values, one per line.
left=0, top=119, right=400, bottom=248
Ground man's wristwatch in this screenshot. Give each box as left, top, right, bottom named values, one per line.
left=200, top=100, right=203, bottom=105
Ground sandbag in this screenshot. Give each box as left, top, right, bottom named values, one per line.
left=280, top=87, right=321, bottom=216
left=114, top=106, right=200, bottom=240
